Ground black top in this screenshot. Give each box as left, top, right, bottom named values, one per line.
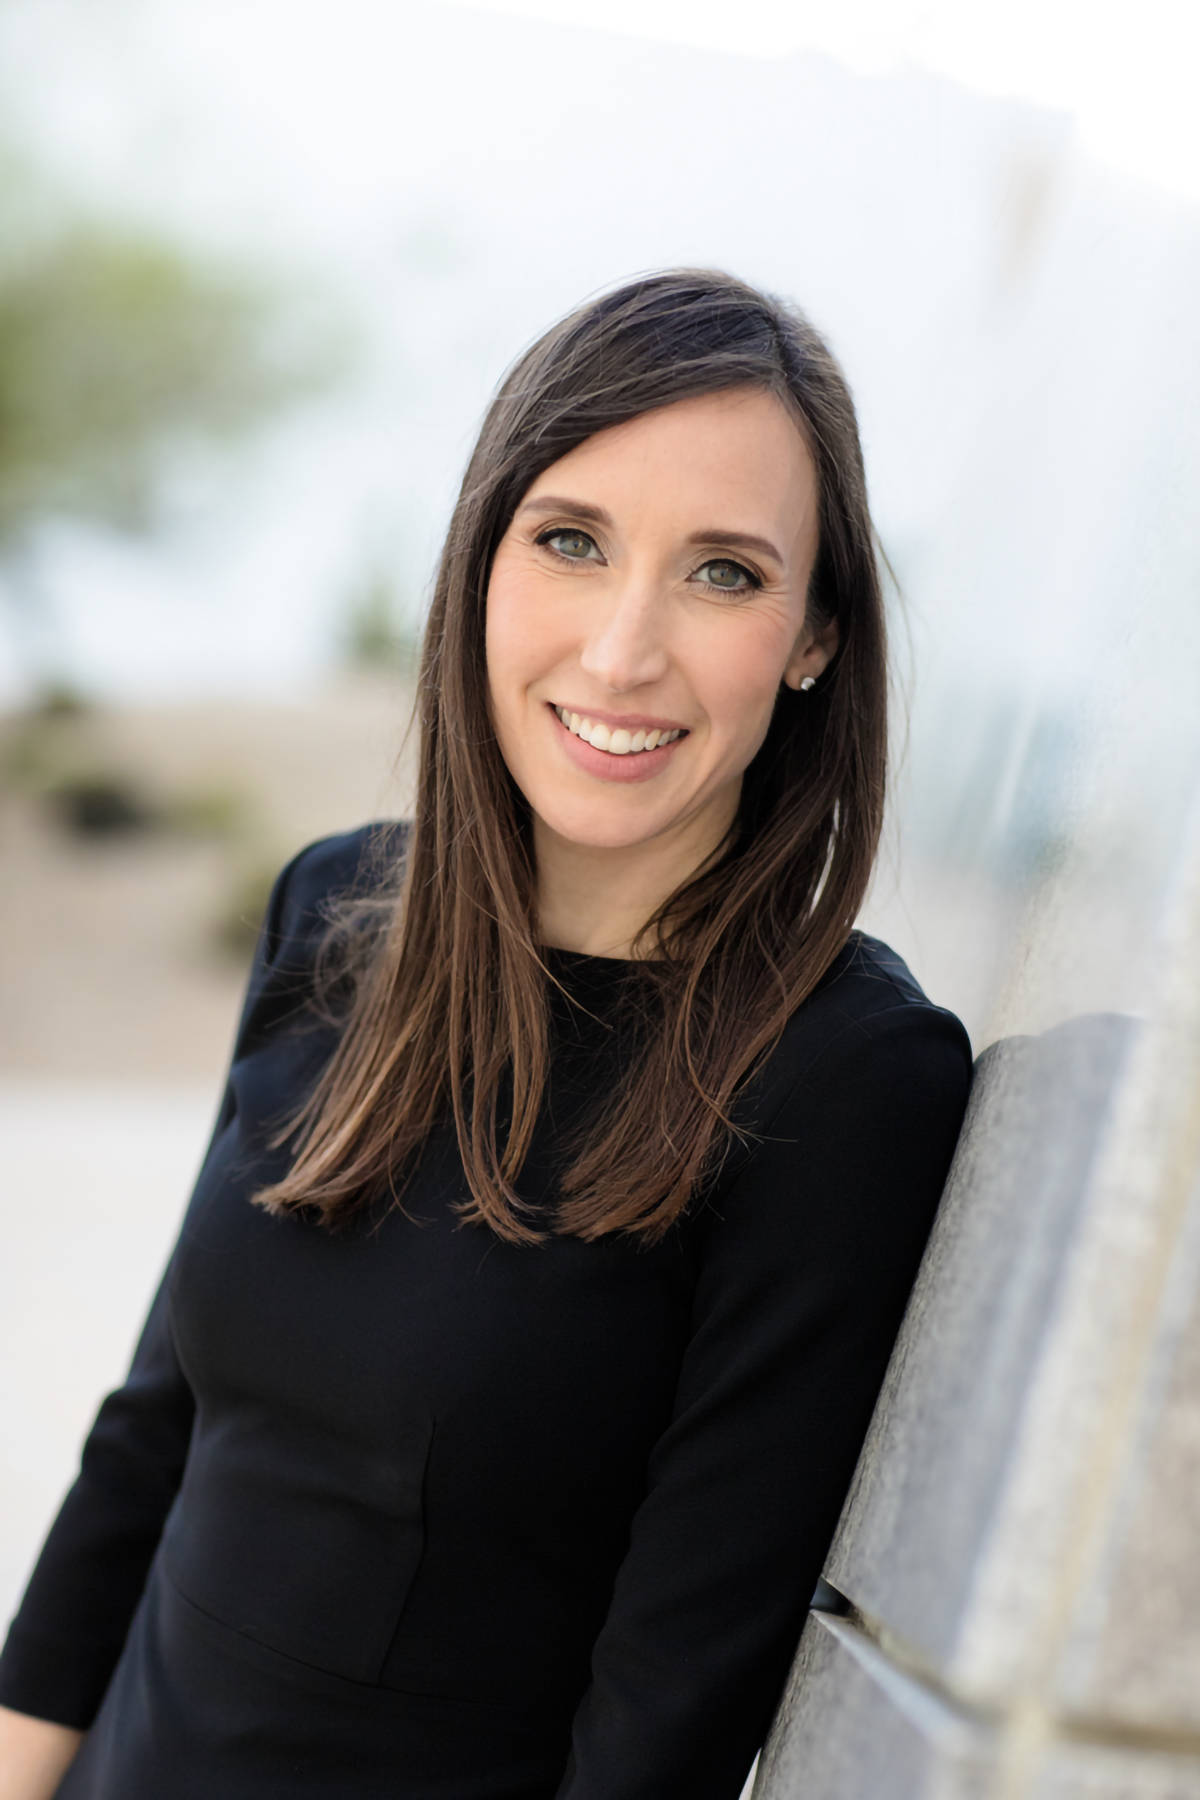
left=0, top=821, right=974, bottom=1800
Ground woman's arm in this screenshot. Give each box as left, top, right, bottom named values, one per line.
left=0, top=1705, right=84, bottom=1800
left=0, top=838, right=314, bottom=1736
left=554, top=999, right=974, bottom=1800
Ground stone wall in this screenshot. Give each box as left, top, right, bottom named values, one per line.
left=753, top=799, right=1200, bottom=1796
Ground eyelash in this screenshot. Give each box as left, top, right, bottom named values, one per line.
left=533, top=527, right=763, bottom=597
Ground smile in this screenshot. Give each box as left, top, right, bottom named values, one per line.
left=551, top=704, right=687, bottom=756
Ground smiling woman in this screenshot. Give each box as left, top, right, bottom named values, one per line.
left=485, top=386, right=838, bottom=956
left=0, top=269, right=973, bottom=1800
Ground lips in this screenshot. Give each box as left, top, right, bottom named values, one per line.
left=546, top=699, right=687, bottom=783
left=551, top=704, right=685, bottom=755
left=550, top=703, right=690, bottom=735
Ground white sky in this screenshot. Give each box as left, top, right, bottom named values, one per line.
left=443, top=0, right=1199, bottom=201
left=0, top=0, right=1195, bottom=713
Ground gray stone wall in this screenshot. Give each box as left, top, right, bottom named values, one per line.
left=753, top=803, right=1200, bottom=1797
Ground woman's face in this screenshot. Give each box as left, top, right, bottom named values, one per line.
left=484, top=384, right=835, bottom=864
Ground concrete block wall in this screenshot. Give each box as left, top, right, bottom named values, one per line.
left=753, top=798, right=1200, bottom=1798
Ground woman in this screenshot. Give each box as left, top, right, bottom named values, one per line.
left=0, top=268, right=973, bottom=1800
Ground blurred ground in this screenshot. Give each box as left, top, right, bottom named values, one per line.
left=0, top=669, right=418, bottom=1077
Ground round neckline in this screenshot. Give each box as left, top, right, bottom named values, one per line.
left=539, top=943, right=662, bottom=970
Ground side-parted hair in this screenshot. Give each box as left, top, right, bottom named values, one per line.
left=251, top=267, right=891, bottom=1244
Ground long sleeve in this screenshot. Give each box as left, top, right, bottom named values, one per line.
left=553, top=998, right=974, bottom=1800
left=0, top=839, right=311, bottom=1731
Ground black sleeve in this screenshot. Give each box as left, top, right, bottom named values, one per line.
left=0, top=840, right=313, bottom=1731
left=553, top=1000, right=974, bottom=1800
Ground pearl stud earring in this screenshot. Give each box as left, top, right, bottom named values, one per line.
left=799, top=676, right=816, bottom=691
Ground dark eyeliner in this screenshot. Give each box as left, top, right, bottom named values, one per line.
left=534, top=526, right=598, bottom=562
left=534, top=527, right=761, bottom=595
left=699, top=557, right=763, bottom=594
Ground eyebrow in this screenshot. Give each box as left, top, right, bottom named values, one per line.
left=514, top=494, right=785, bottom=568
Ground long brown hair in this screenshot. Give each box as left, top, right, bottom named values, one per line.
left=252, top=267, right=891, bottom=1244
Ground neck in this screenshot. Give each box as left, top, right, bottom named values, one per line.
left=532, top=791, right=738, bottom=959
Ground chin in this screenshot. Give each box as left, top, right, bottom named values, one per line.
left=530, top=793, right=672, bottom=852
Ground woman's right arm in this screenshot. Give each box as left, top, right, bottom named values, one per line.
left=0, top=837, right=317, bottom=1773
left=0, top=1707, right=84, bottom=1800
left=0, top=1253, right=198, bottom=1737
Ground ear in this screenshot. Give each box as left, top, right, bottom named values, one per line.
left=782, top=609, right=840, bottom=690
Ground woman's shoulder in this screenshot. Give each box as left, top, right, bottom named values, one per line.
left=736, top=928, right=975, bottom=1148
left=803, top=927, right=969, bottom=1038
left=271, top=818, right=409, bottom=937
left=807, top=926, right=972, bottom=1071
left=223, top=820, right=409, bottom=1062
left=810, top=926, right=965, bottom=1027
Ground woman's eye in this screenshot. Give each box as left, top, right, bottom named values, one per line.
left=537, top=528, right=598, bottom=561
left=698, top=558, right=760, bottom=594
left=535, top=530, right=759, bottom=595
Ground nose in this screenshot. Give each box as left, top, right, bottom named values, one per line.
left=577, top=574, right=670, bottom=693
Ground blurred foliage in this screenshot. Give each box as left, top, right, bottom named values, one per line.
left=29, top=676, right=90, bottom=718
left=0, top=697, right=255, bottom=847
left=160, top=781, right=251, bottom=837
left=0, top=701, right=101, bottom=793
left=0, top=227, right=351, bottom=548
left=0, top=136, right=356, bottom=557
left=44, top=770, right=160, bottom=838
left=210, top=857, right=284, bottom=960
left=340, top=561, right=422, bottom=674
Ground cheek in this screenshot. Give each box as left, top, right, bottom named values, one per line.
left=694, top=631, right=788, bottom=745
left=483, top=574, right=529, bottom=717
left=485, top=565, right=559, bottom=686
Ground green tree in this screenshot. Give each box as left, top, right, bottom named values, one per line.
left=0, top=140, right=355, bottom=687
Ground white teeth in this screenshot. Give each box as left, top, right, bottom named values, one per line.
left=553, top=706, right=682, bottom=755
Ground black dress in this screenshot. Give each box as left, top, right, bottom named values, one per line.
left=0, top=820, right=974, bottom=1799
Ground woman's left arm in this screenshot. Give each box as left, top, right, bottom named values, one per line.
left=554, top=999, right=974, bottom=1800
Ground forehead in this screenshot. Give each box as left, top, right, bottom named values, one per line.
left=522, top=386, right=818, bottom=549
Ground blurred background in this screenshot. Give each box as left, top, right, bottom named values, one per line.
left=1, top=0, right=1197, bottom=1781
